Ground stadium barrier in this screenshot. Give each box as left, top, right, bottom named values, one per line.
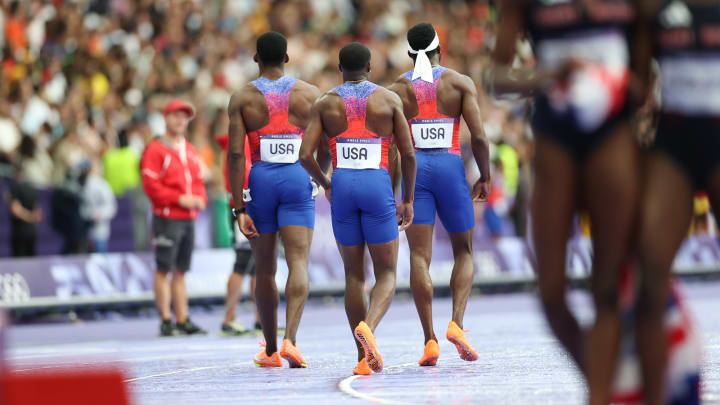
left=1, top=232, right=719, bottom=312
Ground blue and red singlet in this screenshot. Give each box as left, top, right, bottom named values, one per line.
left=245, top=76, right=315, bottom=233
left=328, top=81, right=397, bottom=246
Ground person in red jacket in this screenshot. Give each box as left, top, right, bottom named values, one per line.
left=215, top=133, right=261, bottom=336
left=141, top=99, right=208, bottom=336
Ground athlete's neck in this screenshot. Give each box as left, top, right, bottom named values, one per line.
left=342, top=71, right=369, bottom=83
left=258, top=65, right=284, bottom=81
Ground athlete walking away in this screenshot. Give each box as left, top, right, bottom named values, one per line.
left=227, top=32, right=321, bottom=368
left=299, top=42, right=416, bottom=376
left=141, top=99, right=208, bottom=337
left=489, top=1, right=639, bottom=403
left=388, top=22, right=491, bottom=366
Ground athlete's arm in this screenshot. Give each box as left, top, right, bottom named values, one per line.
left=227, top=91, right=258, bottom=238
left=486, top=0, right=575, bottom=98
left=390, top=92, right=416, bottom=231
left=630, top=0, right=656, bottom=107
left=460, top=75, right=491, bottom=201
left=299, top=95, right=332, bottom=191
left=386, top=78, right=412, bottom=192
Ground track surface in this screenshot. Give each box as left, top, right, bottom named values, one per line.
left=7, top=281, right=720, bottom=404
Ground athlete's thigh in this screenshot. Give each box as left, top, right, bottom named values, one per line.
left=433, top=154, right=474, bottom=233
left=637, top=152, right=694, bottom=271
left=249, top=232, right=278, bottom=274
left=247, top=165, right=280, bottom=233
left=406, top=224, right=434, bottom=263
left=531, top=135, right=579, bottom=297
left=279, top=225, right=313, bottom=257
left=367, top=238, right=399, bottom=275
left=338, top=242, right=367, bottom=280
left=581, top=124, right=639, bottom=270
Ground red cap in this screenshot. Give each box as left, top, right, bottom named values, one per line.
left=163, top=99, right=195, bottom=118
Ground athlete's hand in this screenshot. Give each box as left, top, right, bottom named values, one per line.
left=396, top=202, right=414, bottom=232
left=324, top=186, right=332, bottom=203
left=472, top=179, right=490, bottom=202
left=238, top=213, right=259, bottom=239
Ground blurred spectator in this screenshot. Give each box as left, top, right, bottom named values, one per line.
left=51, top=163, right=90, bottom=255
left=103, top=129, right=140, bottom=196
left=82, top=162, right=117, bottom=253
left=484, top=158, right=509, bottom=239
left=6, top=168, right=42, bottom=257
left=17, top=134, right=53, bottom=188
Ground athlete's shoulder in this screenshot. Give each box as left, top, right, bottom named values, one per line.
left=442, top=68, right=477, bottom=93
left=292, top=79, right=323, bottom=100
left=313, top=89, right=343, bottom=111
left=229, top=83, right=261, bottom=108
left=372, top=85, right=403, bottom=108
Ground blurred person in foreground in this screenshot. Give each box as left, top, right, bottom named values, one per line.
left=631, top=0, right=712, bottom=402
left=387, top=22, right=490, bottom=367
left=489, top=0, right=639, bottom=402
left=141, top=99, right=208, bottom=337
left=6, top=166, right=42, bottom=257
left=215, top=133, right=260, bottom=337
left=228, top=32, right=320, bottom=367
left=300, top=42, right=416, bottom=376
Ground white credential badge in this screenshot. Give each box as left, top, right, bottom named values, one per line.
left=411, top=118, right=454, bottom=148
left=336, top=138, right=382, bottom=169
left=260, top=134, right=302, bottom=163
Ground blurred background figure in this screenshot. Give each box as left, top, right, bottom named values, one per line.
left=51, top=163, right=90, bottom=255
left=6, top=165, right=42, bottom=257
left=82, top=161, right=117, bottom=253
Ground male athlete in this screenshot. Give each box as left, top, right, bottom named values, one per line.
left=388, top=23, right=490, bottom=365
left=227, top=32, right=321, bottom=368
left=299, top=42, right=416, bottom=375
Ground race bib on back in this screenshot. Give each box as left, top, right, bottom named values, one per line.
left=411, top=118, right=454, bottom=148
left=260, top=134, right=301, bottom=163
left=335, top=138, right=381, bottom=169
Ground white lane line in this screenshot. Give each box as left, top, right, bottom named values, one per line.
left=338, top=362, right=416, bottom=405
left=125, top=364, right=233, bottom=382
left=12, top=351, right=219, bottom=373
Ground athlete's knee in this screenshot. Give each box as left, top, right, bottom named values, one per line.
left=450, top=233, right=473, bottom=258
left=285, top=276, right=309, bottom=299
left=591, top=278, right=620, bottom=313
left=410, top=250, right=431, bottom=269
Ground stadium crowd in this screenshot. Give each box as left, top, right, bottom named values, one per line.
left=1, top=0, right=542, bottom=257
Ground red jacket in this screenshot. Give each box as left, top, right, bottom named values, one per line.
left=141, top=138, right=207, bottom=220
left=215, top=133, right=251, bottom=208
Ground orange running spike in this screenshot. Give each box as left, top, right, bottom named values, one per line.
left=353, top=358, right=373, bottom=375
left=280, top=339, right=308, bottom=368
left=446, top=321, right=479, bottom=362
left=418, top=339, right=440, bottom=366
left=354, top=321, right=384, bottom=372
left=254, top=349, right=283, bottom=367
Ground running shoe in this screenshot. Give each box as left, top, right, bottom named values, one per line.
left=354, top=321, right=383, bottom=372
left=254, top=344, right=283, bottom=368
left=176, top=318, right=208, bottom=335
left=279, top=339, right=308, bottom=368
left=220, top=321, right=251, bottom=337
left=159, top=319, right=178, bottom=337
left=418, top=339, right=439, bottom=366
left=446, top=321, right=479, bottom=361
left=353, top=358, right=372, bottom=375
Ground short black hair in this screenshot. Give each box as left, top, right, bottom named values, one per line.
left=339, top=42, right=371, bottom=71
left=407, top=23, right=438, bottom=56
left=256, top=31, right=287, bottom=66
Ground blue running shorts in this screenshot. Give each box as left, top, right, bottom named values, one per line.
left=331, top=168, right=398, bottom=246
